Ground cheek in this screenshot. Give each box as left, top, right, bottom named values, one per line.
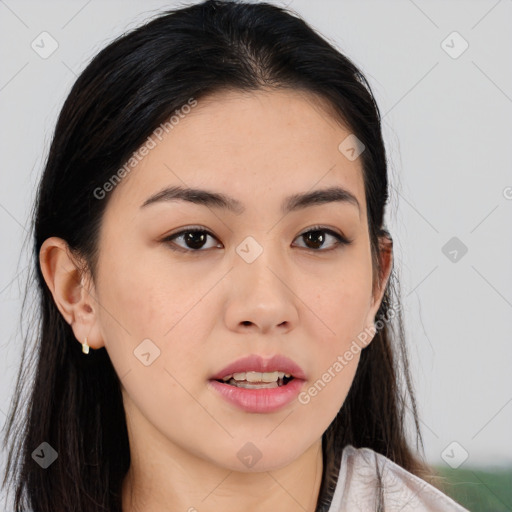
left=300, top=254, right=373, bottom=343
left=297, top=352, right=360, bottom=435
left=97, top=241, right=194, bottom=335
left=95, top=246, right=214, bottom=381
left=296, top=253, right=372, bottom=410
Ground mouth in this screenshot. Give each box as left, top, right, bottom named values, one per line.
left=208, top=355, right=306, bottom=413
left=209, top=353, right=306, bottom=389
left=214, top=371, right=296, bottom=389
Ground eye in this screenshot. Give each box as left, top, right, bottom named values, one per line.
left=293, top=225, right=351, bottom=252
left=162, top=227, right=221, bottom=253
left=162, top=225, right=351, bottom=253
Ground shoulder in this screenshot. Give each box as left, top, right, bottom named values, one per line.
left=327, top=445, right=469, bottom=512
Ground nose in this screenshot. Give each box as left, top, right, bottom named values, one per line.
left=224, top=241, right=299, bottom=335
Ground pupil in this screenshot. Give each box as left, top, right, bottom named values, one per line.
left=186, top=231, right=206, bottom=249
left=305, top=231, right=324, bottom=249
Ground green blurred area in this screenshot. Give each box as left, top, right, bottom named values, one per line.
left=432, top=465, right=512, bottom=512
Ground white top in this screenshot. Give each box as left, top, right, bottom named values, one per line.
left=326, top=445, right=469, bottom=511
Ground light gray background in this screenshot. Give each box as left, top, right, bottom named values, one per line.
left=1, top=0, right=511, bottom=504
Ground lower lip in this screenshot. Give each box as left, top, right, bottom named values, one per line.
left=208, top=378, right=305, bottom=413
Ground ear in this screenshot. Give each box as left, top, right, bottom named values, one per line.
left=39, top=237, right=104, bottom=351
left=363, top=234, right=393, bottom=342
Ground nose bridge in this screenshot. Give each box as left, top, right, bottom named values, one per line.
left=220, top=221, right=300, bottom=334
left=234, top=233, right=285, bottom=288
left=226, top=232, right=298, bottom=332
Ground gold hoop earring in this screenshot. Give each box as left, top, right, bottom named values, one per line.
left=82, top=337, right=90, bottom=354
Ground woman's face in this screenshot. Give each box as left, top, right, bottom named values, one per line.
left=91, top=89, right=390, bottom=472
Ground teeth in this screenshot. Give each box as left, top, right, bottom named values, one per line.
left=233, top=381, right=279, bottom=389
left=235, top=371, right=279, bottom=383
left=221, top=371, right=291, bottom=383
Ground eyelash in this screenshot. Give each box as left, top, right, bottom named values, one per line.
left=161, top=225, right=352, bottom=254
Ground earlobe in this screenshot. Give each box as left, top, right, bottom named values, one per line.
left=39, top=237, right=104, bottom=350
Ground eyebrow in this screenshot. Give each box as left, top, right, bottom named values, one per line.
left=140, top=185, right=361, bottom=216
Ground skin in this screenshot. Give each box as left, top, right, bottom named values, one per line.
left=39, top=88, right=392, bottom=512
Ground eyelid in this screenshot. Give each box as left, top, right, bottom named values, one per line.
left=162, top=224, right=352, bottom=253
left=300, top=224, right=352, bottom=245
left=161, top=225, right=221, bottom=254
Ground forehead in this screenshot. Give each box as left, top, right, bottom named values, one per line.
left=107, top=88, right=367, bottom=218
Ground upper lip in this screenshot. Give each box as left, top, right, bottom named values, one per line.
left=210, top=354, right=307, bottom=381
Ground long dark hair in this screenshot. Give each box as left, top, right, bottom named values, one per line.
left=2, top=1, right=433, bottom=510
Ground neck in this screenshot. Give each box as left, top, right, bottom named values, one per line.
left=122, top=438, right=324, bottom=512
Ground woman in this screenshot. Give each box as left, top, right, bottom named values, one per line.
left=1, top=1, right=468, bottom=510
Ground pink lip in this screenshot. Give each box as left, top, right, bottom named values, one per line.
left=209, top=354, right=307, bottom=381
left=208, top=378, right=305, bottom=413
left=208, top=354, right=307, bottom=414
